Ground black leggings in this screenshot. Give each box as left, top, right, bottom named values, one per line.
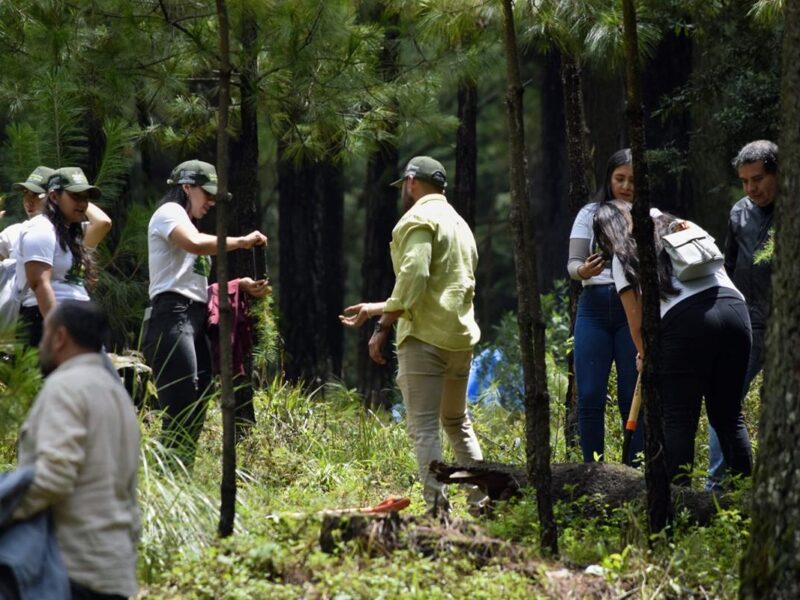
left=659, top=288, right=753, bottom=485
left=19, top=305, right=44, bottom=347
left=143, top=292, right=211, bottom=468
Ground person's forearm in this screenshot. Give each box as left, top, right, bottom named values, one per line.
left=376, top=309, right=403, bottom=329
left=366, top=302, right=386, bottom=317
left=83, top=202, right=113, bottom=248
left=568, top=258, right=585, bottom=280
left=184, top=233, right=249, bottom=255
left=568, top=238, right=591, bottom=280
left=33, top=282, right=56, bottom=318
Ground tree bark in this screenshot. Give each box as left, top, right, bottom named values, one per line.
left=500, top=0, right=558, bottom=556
left=228, top=11, right=263, bottom=281
left=320, top=159, right=345, bottom=379
left=641, top=31, right=693, bottom=218
left=215, top=0, right=236, bottom=539
left=740, top=0, right=800, bottom=595
left=454, top=80, right=477, bottom=230
left=277, top=151, right=328, bottom=386
left=530, top=49, right=568, bottom=290
left=621, top=0, right=672, bottom=535
left=560, top=51, right=593, bottom=452
left=356, top=9, right=399, bottom=410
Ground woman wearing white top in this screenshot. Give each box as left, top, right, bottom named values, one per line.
left=567, top=149, right=642, bottom=463
left=593, top=202, right=753, bottom=486
left=18, top=166, right=112, bottom=346
left=0, top=166, right=55, bottom=260
left=143, top=159, right=267, bottom=467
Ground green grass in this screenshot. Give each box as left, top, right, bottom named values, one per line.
left=0, top=320, right=754, bottom=598
left=134, top=376, right=752, bottom=599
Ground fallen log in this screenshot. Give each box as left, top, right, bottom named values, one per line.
left=430, top=461, right=735, bottom=525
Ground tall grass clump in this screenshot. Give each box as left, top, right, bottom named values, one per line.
left=137, top=427, right=219, bottom=584
left=0, top=341, right=42, bottom=465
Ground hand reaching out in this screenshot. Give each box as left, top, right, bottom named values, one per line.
left=240, top=231, right=268, bottom=249
left=239, top=277, right=271, bottom=298
left=339, top=303, right=374, bottom=328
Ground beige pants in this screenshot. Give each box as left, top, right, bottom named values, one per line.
left=396, top=337, right=487, bottom=511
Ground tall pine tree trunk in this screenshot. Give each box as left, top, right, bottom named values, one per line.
left=500, top=0, right=557, bottom=556
left=740, top=0, right=800, bottom=594
left=356, top=9, right=399, bottom=410
left=454, top=79, right=477, bottom=230
left=560, top=51, right=593, bottom=452
left=277, top=151, right=328, bottom=385
left=229, top=11, right=262, bottom=280
left=215, top=0, right=236, bottom=538
left=621, top=0, right=671, bottom=535
left=320, top=159, right=345, bottom=379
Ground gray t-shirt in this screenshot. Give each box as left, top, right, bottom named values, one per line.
left=147, top=202, right=211, bottom=302
left=569, top=203, right=614, bottom=286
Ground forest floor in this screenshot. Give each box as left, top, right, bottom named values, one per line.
left=131, top=378, right=755, bottom=599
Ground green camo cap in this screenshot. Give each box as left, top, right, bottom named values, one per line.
left=390, top=156, right=447, bottom=189
left=12, top=166, right=56, bottom=194
left=167, top=159, right=218, bottom=195
left=47, top=167, right=101, bottom=199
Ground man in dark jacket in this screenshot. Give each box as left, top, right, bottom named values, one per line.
left=708, top=139, right=777, bottom=487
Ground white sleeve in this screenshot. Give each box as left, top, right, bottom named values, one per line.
left=612, top=255, right=632, bottom=293
left=569, top=204, right=596, bottom=240
left=0, top=226, right=13, bottom=259
left=21, top=221, right=56, bottom=266
left=151, top=203, right=192, bottom=240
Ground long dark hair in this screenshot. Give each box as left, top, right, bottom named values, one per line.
left=160, top=184, right=190, bottom=208
left=592, top=148, right=632, bottom=204
left=592, top=202, right=679, bottom=300
left=45, top=193, right=96, bottom=289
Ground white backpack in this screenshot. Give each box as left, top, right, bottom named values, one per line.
left=0, top=258, right=24, bottom=331
left=662, top=222, right=724, bottom=282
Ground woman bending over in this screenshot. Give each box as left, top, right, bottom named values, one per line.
left=593, top=202, right=752, bottom=485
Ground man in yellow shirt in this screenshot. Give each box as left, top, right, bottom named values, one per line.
left=341, top=156, right=486, bottom=515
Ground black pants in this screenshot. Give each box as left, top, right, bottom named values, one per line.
left=659, top=288, right=753, bottom=486
left=70, top=580, right=126, bottom=600
left=143, top=292, right=211, bottom=468
left=18, top=305, right=43, bottom=348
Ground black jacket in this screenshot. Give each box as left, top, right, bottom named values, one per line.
left=724, top=196, right=774, bottom=328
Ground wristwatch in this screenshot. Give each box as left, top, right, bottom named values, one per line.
left=374, top=321, right=390, bottom=334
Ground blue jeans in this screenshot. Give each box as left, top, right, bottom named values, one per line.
left=574, top=284, right=642, bottom=463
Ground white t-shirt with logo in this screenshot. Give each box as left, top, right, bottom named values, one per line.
left=611, top=255, right=742, bottom=319
left=17, top=214, right=90, bottom=307
left=147, top=202, right=211, bottom=303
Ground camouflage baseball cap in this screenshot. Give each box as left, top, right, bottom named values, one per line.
left=47, top=167, right=101, bottom=199
left=391, top=156, right=447, bottom=189
left=12, top=166, right=56, bottom=194
left=167, top=159, right=218, bottom=195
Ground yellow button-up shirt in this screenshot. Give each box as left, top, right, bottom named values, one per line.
left=384, top=193, right=480, bottom=351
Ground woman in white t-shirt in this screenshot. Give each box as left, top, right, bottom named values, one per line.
left=566, top=149, right=643, bottom=464
left=0, top=166, right=55, bottom=260
left=593, top=202, right=753, bottom=486
left=18, top=166, right=112, bottom=345
left=143, top=159, right=267, bottom=467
